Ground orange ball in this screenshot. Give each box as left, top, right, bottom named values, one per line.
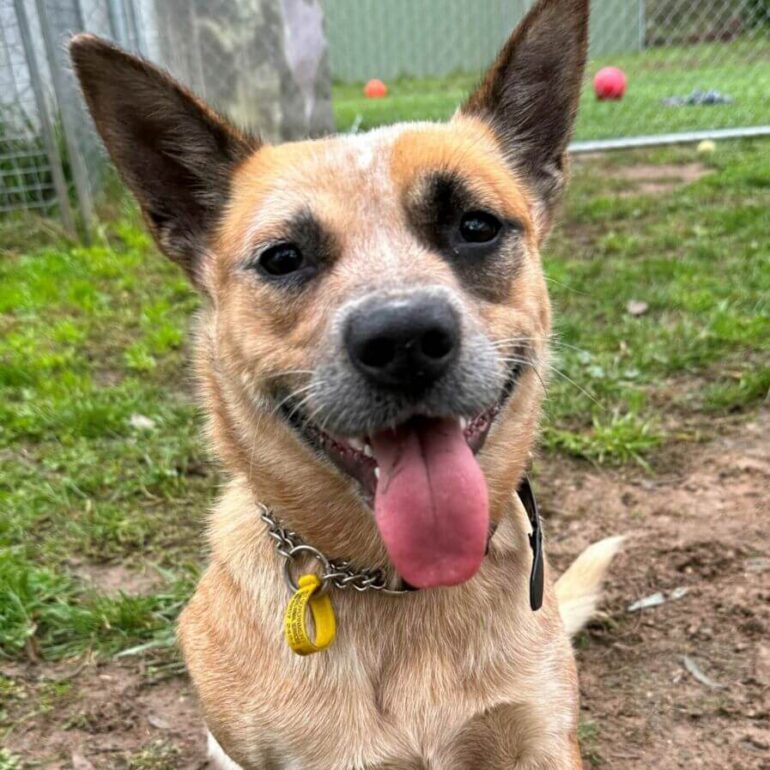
left=364, top=79, right=388, bottom=99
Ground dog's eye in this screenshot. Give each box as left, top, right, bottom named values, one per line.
left=259, top=243, right=304, bottom=276
left=459, top=211, right=501, bottom=244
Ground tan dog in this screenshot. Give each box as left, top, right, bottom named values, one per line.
left=72, top=0, right=621, bottom=766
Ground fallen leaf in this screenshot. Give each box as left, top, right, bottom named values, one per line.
left=628, top=592, right=665, bottom=612
left=626, top=300, right=649, bottom=317
left=129, top=414, right=156, bottom=430
left=148, top=713, right=171, bottom=730
left=683, top=655, right=725, bottom=689
left=628, top=587, right=689, bottom=612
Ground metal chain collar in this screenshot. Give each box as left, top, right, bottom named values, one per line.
left=259, top=504, right=410, bottom=596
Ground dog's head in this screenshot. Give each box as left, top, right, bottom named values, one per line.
left=72, top=0, right=588, bottom=589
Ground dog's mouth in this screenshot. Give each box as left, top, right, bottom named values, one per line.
left=278, top=360, right=523, bottom=588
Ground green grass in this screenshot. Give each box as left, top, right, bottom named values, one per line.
left=333, top=37, right=770, bottom=139
left=0, top=749, right=21, bottom=770
left=1, top=207, right=209, bottom=664
left=125, top=741, right=181, bottom=770
left=1, top=139, right=768, bottom=664
left=540, top=140, right=770, bottom=461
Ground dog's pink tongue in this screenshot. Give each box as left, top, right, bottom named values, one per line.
left=371, top=417, right=489, bottom=588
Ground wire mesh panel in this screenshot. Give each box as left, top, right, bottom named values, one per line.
left=0, top=0, right=68, bottom=219
left=134, top=0, right=333, bottom=141
left=36, top=0, right=117, bottom=231
left=326, top=0, right=515, bottom=82
left=1, top=0, right=334, bottom=234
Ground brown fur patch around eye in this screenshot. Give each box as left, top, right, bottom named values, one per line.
left=389, top=122, right=535, bottom=232
left=388, top=123, right=537, bottom=303
left=404, top=171, right=524, bottom=304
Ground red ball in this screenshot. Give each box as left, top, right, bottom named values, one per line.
left=363, top=79, right=388, bottom=99
left=594, top=67, right=627, bottom=101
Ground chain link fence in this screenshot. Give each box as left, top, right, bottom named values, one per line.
left=573, top=0, right=770, bottom=149
left=0, top=0, right=768, bottom=235
left=328, top=0, right=770, bottom=150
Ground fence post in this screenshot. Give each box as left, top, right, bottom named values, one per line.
left=34, top=0, right=95, bottom=240
left=13, top=0, right=76, bottom=235
left=106, top=0, right=124, bottom=43
left=123, top=0, right=146, bottom=54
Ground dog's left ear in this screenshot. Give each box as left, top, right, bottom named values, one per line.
left=460, top=0, right=589, bottom=230
left=70, top=34, right=259, bottom=286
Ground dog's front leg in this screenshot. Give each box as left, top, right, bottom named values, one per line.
left=439, top=702, right=583, bottom=770
left=207, top=730, right=288, bottom=770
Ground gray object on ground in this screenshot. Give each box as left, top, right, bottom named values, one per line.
left=663, top=89, right=734, bottom=107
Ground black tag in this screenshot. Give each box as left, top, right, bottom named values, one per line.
left=517, top=476, right=544, bottom=612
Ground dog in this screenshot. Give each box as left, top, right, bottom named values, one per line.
left=72, top=0, right=621, bottom=766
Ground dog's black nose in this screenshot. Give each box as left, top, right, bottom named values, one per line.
left=345, top=294, right=460, bottom=391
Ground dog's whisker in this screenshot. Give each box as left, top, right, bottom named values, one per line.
left=309, top=387, right=343, bottom=439
left=543, top=275, right=589, bottom=295
left=490, top=335, right=592, bottom=356
left=246, top=383, right=324, bottom=483
left=496, top=352, right=602, bottom=409
left=292, top=385, right=328, bottom=420
left=269, top=382, right=319, bottom=419
left=498, top=355, right=547, bottom=389
left=262, top=369, right=316, bottom=382
left=543, top=364, right=604, bottom=409
left=282, top=387, right=325, bottom=424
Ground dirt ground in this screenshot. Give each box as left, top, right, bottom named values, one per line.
left=3, top=411, right=768, bottom=769
left=546, top=409, right=770, bottom=769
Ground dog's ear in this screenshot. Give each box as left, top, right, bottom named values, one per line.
left=460, top=0, right=589, bottom=228
left=70, top=34, right=259, bottom=284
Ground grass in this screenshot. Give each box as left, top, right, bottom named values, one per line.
left=0, top=136, right=769, bottom=667
left=1, top=209, right=209, bottom=664
left=0, top=750, right=21, bottom=770
left=541, top=141, right=770, bottom=461
left=125, top=742, right=181, bottom=770
left=333, top=37, right=770, bottom=139
left=578, top=720, right=602, bottom=767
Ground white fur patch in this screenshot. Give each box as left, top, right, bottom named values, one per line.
left=207, top=731, right=245, bottom=770
left=354, top=142, right=375, bottom=172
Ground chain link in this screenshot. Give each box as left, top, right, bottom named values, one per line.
left=259, top=504, right=410, bottom=596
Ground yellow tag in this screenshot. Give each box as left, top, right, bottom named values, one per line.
left=284, top=574, right=336, bottom=655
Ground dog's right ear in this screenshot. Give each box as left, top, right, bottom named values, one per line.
left=70, top=35, right=259, bottom=284
left=460, top=0, right=589, bottom=233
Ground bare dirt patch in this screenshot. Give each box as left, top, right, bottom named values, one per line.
left=543, top=409, right=770, bottom=769
left=3, top=412, right=768, bottom=769
left=612, top=162, right=713, bottom=195
left=72, top=563, right=163, bottom=596
left=2, top=660, right=206, bottom=769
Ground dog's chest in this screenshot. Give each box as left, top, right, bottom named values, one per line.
left=247, top=649, right=509, bottom=769
left=238, top=601, right=529, bottom=769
